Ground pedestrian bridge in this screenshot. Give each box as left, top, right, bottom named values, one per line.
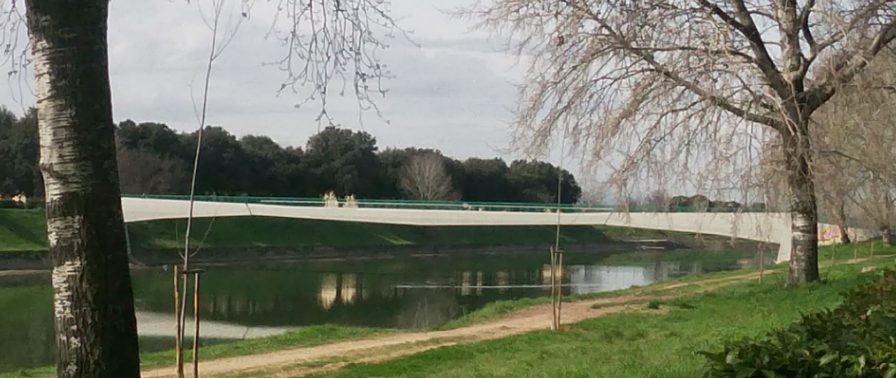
left=120, top=195, right=794, bottom=264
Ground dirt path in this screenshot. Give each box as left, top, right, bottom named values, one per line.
left=142, top=269, right=770, bottom=378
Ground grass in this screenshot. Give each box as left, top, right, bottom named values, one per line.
left=0, top=209, right=683, bottom=252
left=0, top=210, right=47, bottom=251
left=0, top=325, right=394, bottom=378
left=307, top=258, right=894, bottom=378
left=437, top=297, right=549, bottom=330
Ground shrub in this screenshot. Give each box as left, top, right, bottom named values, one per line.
left=0, top=198, right=45, bottom=209
left=701, top=269, right=896, bottom=378
left=0, top=199, right=25, bottom=209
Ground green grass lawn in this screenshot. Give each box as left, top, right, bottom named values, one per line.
left=0, top=325, right=395, bottom=378
left=0, top=209, right=676, bottom=252
left=307, top=258, right=895, bottom=378
left=0, top=210, right=48, bottom=251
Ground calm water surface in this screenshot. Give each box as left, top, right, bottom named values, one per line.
left=0, top=250, right=768, bottom=373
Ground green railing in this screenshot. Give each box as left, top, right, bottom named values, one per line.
left=120, top=194, right=781, bottom=214
left=121, top=194, right=613, bottom=213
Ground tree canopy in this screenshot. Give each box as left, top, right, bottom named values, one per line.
left=0, top=109, right=582, bottom=204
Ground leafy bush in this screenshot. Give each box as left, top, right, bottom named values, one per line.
left=0, top=199, right=44, bottom=209
left=0, top=200, right=25, bottom=209
left=701, top=269, right=896, bottom=378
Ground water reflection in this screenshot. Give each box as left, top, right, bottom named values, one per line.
left=0, top=250, right=766, bottom=373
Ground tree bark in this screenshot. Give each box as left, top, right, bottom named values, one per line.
left=25, top=1, right=141, bottom=377
left=837, top=201, right=851, bottom=244
left=782, top=124, right=820, bottom=286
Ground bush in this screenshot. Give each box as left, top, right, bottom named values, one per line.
left=0, top=198, right=45, bottom=209
left=0, top=199, right=25, bottom=209
left=701, top=269, right=896, bottom=378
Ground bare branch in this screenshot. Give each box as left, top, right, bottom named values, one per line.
left=399, top=153, right=459, bottom=201
left=256, top=0, right=416, bottom=126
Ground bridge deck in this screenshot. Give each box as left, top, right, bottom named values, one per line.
left=121, top=197, right=794, bottom=264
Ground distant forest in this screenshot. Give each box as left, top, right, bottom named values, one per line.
left=0, top=107, right=581, bottom=204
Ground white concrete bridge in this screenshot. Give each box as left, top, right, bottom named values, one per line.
left=121, top=197, right=798, bottom=263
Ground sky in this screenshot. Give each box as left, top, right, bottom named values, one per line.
left=0, top=0, right=597, bottom=186
left=0, top=0, right=774, bottom=203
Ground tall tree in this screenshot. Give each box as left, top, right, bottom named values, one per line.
left=461, top=158, right=512, bottom=202
left=116, top=120, right=187, bottom=161
left=240, top=135, right=306, bottom=196
left=0, top=107, right=41, bottom=198
left=181, top=126, right=252, bottom=195
left=25, top=0, right=140, bottom=376
left=304, top=126, right=382, bottom=197
left=116, top=142, right=189, bottom=195
left=378, top=147, right=443, bottom=199
left=461, top=0, right=896, bottom=285
left=399, top=152, right=459, bottom=201
left=506, top=159, right=581, bottom=204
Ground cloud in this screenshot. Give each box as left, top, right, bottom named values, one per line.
left=0, top=0, right=592, bottom=184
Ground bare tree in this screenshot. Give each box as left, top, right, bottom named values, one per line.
left=813, top=157, right=858, bottom=244
left=399, top=153, right=460, bottom=201
left=116, top=146, right=189, bottom=195
left=456, top=0, right=896, bottom=285
left=812, top=49, right=896, bottom=244
left=9, top=0, right=407, bottom=376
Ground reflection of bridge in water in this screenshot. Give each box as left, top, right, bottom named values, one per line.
left=175, top=259, right=742, bottom=331
left=120, top=195, right=795, bottom=263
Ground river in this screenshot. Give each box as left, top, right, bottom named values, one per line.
left=0, top=249, right=769, bottom=373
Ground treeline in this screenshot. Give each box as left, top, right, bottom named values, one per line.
left=621, top=192, right=767, bottom=212
left=0, top=107, right=581, bottom=204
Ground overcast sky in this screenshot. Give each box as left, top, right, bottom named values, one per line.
left=0, top=0, right=774, bottom=202
left=0, top=0, right=600, bottom=186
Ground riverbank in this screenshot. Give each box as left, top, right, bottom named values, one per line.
left=0, top=209, right=722, bottom=252
left=3, top=242, right=890, bottom=378
left=0, top=208, right=766, bottom=270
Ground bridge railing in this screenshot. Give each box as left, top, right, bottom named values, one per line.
left=121, top=194, right=616, bottom=213
left=120, top=194, right=771, bottom=214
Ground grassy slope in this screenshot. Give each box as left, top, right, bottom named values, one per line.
left=0, top=210, right=48, bottom=251
left=0, top=209, right=674, bottom=252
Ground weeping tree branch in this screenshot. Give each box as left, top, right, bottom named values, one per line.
left=453, top=0, right=896, bottom=285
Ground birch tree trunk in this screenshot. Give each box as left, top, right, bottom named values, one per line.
left=782, top=123, right=820, bottom=286
left=25, top=0, right=141, bottom=377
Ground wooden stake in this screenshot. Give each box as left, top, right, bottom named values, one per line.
left=758, top=248, right=764, bottom=284
left=192, top=272, right=201, bottom=378
left=174, top=266, right=184, bottom=378
left=556, top=249, right=564, bottom=327
left=549, top=246, right=557, bottom=330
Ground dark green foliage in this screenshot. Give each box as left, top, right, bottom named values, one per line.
left=701, top=269, right=896, bottom=378
left=0, top=107, right=41, bottom=199
left=0, top=109, right=582, bottom=203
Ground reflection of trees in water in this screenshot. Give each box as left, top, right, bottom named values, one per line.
left=394, top=288, right=461, bottom=329
left=133, top=257, right=726, bottom=329
left=318, top=273, right=359, bottom=310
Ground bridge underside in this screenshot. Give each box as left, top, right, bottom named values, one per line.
left=121, top=198, right=794, bottom=264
